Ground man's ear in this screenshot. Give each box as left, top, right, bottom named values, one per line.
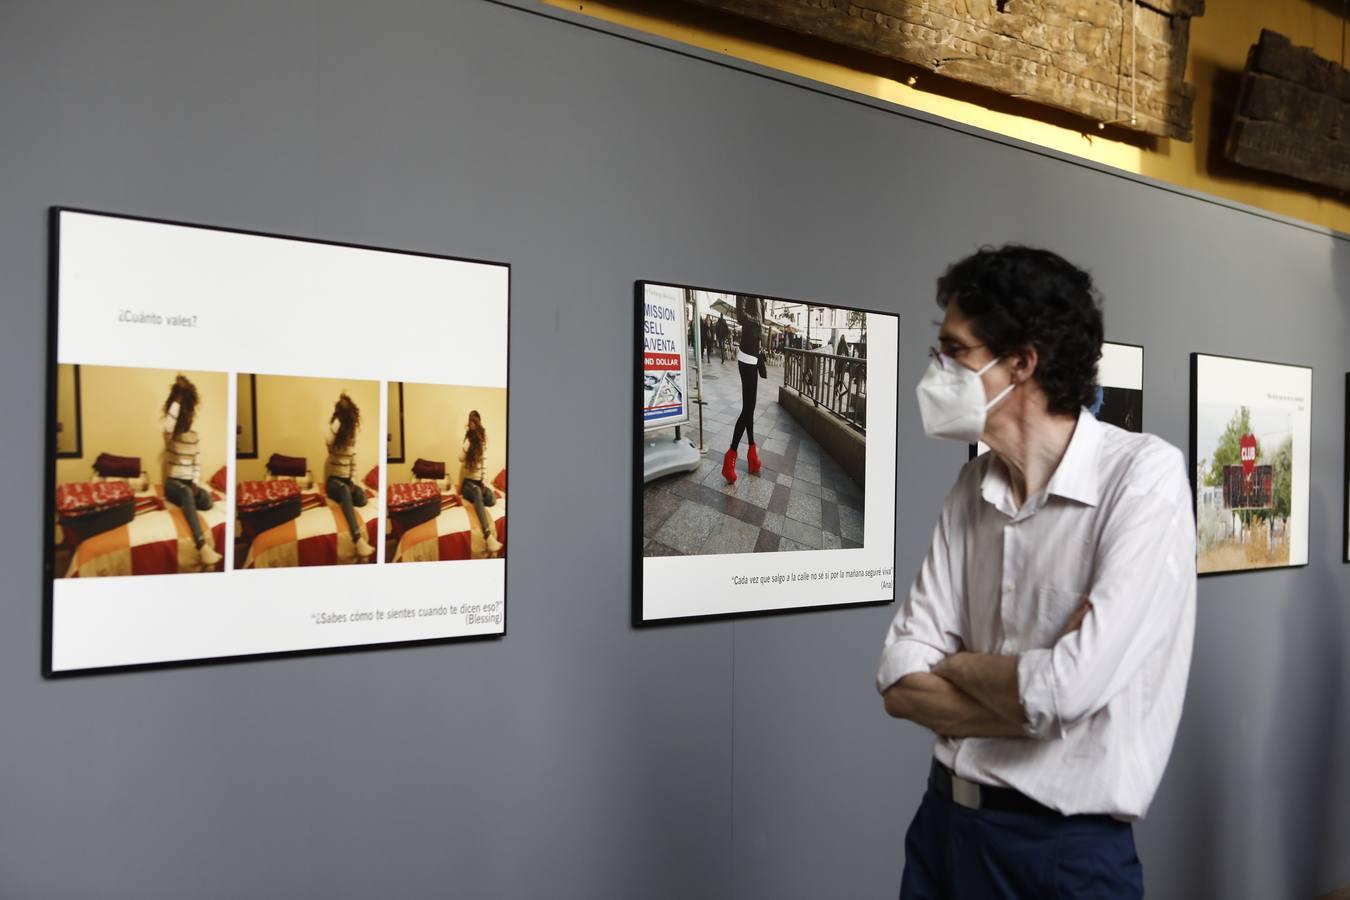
left=1009, top=344, right=1039, bottom=384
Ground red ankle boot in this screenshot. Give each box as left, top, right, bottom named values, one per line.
left=747, top=443, right=761, bottom=475
left=721, top=448, right=738, bottom=484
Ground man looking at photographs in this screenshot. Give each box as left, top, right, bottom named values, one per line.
left=877, top=246, right=1195, bottom=899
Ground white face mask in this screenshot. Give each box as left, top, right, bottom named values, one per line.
left=915, top=353, right=1016, bottom=444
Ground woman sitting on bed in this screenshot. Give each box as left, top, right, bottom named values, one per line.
left=458, top=410, right=503, bottom=554
left=326, top=392, right=375, bottom=560
left=162, top=375, right=222, bottom=568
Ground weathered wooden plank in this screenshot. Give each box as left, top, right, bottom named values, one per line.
left=1250, top=29, right=1350, bottom=101
left=1243, top=77, right=1344, bottom=140
left=1224, top=30, right=1350, bottom=194
left=680, top=0, right=1200, bottom=139
left=1227, top=117, right=1350, bottom=195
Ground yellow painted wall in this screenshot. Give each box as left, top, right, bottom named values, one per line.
left=238, top=375, right=380, bottom=484
left=55, top=365, right=228, bottom=487
left=544, top=0, right=1350, bottom=233
left=388, top=382, right=509, bottom=485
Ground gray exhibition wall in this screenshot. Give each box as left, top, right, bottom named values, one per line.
left=1, top=1, right=1348, bottom=897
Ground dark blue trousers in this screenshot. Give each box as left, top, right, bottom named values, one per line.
left=899, top=787, right=1144, bottom=899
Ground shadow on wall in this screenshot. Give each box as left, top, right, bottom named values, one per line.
left=1251, top=237, right=1350, bottom=897
left=1147, top=653, right=1224, bottom=895
left=1308, top=237, right=1350, bottom=897
left=1266, top=486, right=1343, bottom=896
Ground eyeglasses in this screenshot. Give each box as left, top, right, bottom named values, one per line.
left=928, top=343, right=986, bottom=370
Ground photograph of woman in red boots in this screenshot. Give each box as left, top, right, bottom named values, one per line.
left=641, top=283, right=869, bottom=558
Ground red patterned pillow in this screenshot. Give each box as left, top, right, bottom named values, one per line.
left=387, top=481, right=439, bottom=512
left=209, top=466, right=228, bottom=493
left=363, top=466, right=380, bottom=492
left=237, top=479, right=300, bottom=512
left=57, top=481, right=133, bottom=516
left=492, top=469, right=507, bottom=493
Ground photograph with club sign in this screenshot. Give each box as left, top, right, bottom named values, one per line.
left=635, top=281, right=898, bottom=624
left=1191, top=353, right=1312, bottom=576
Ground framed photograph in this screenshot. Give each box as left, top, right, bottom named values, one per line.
left=1190, top=353, right=1312, bottom=576
left=386, top=381, right=507, bottom=565
left=45, top=208, right=509, bottom=676
left=635, top=281, right=898, bottom=624
left=971, top=340, right=1144, bottom=459
left=234, top=374, right=382, bottom=570
left=52, top=364, right=231, bottom=582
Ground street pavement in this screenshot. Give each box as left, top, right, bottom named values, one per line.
left=643, top=348, right=865, bottom=556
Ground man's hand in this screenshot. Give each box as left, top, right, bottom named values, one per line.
left=882, top=672, right=1027, bottom=739
left=932, top=653, right=1026, bottom=727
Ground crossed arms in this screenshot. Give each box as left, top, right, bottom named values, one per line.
left=881, top=603, right=1089, bottom=739
left=879, top=459, right=1194, bottom=742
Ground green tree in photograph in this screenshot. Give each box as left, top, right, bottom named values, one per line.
left=1271, top=436, right=1293, bottom=521
left=1203, top=406, right=1257, bottom=488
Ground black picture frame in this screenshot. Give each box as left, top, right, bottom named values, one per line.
left=1343, top=372, right=1349, bottom=565
left=235, top=372, right=258, bottom=460
left=387, top=381, right=406, bottom=464
left=967, top=340, right=1145, bottom=461
left=1188, top=352, right=1313, bottom=578
left=54, top=363, right=82, bottom=459
left=44, top=206, right=511, bottom=677
left=632, top=278, right=899, bottom=627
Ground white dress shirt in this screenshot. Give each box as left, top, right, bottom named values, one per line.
left=877, top=409, right=1196, bottom=819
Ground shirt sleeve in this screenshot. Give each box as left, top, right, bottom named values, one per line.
left=163, top=401, right=179, bottom=435
left=1018, top=444, right=1196, bottom=739
left=875, top=491, right=967, bottom=694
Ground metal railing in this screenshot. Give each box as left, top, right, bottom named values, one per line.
left=782, top=348, right=867, bottom=432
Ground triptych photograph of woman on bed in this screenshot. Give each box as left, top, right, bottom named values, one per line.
left=51, top=366, right=506, bottom=578
left=235, top=374, right=383, bottom=570
left=52, top=365, right=230, bottom=579
left=386, top=382, right=508, bottom=564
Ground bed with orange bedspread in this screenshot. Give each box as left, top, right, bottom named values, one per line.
left=64, top=486, right=227, bottom=578
left=243, top=491, right=380, bottom=568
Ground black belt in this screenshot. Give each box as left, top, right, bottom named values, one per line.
left=929, top=759, right=1064, bottom=817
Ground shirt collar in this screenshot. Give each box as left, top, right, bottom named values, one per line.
left=1044, top=408, right=1102, bottom=507
left=979, top=408, right=1103, bottom=514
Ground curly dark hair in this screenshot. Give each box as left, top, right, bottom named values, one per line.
left=163, top=375, right=198, bottom=436
left=936, top=245, right=1103, bottom=416
left=464, top=410, right=486, bottom=471
left=330, top=393, right=360, bottom=450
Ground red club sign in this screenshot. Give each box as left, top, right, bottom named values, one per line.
left=1239, top=433, right=1258, bottom=477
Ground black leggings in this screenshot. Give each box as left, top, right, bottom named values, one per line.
left=731, top=360, right=757, bottom=450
